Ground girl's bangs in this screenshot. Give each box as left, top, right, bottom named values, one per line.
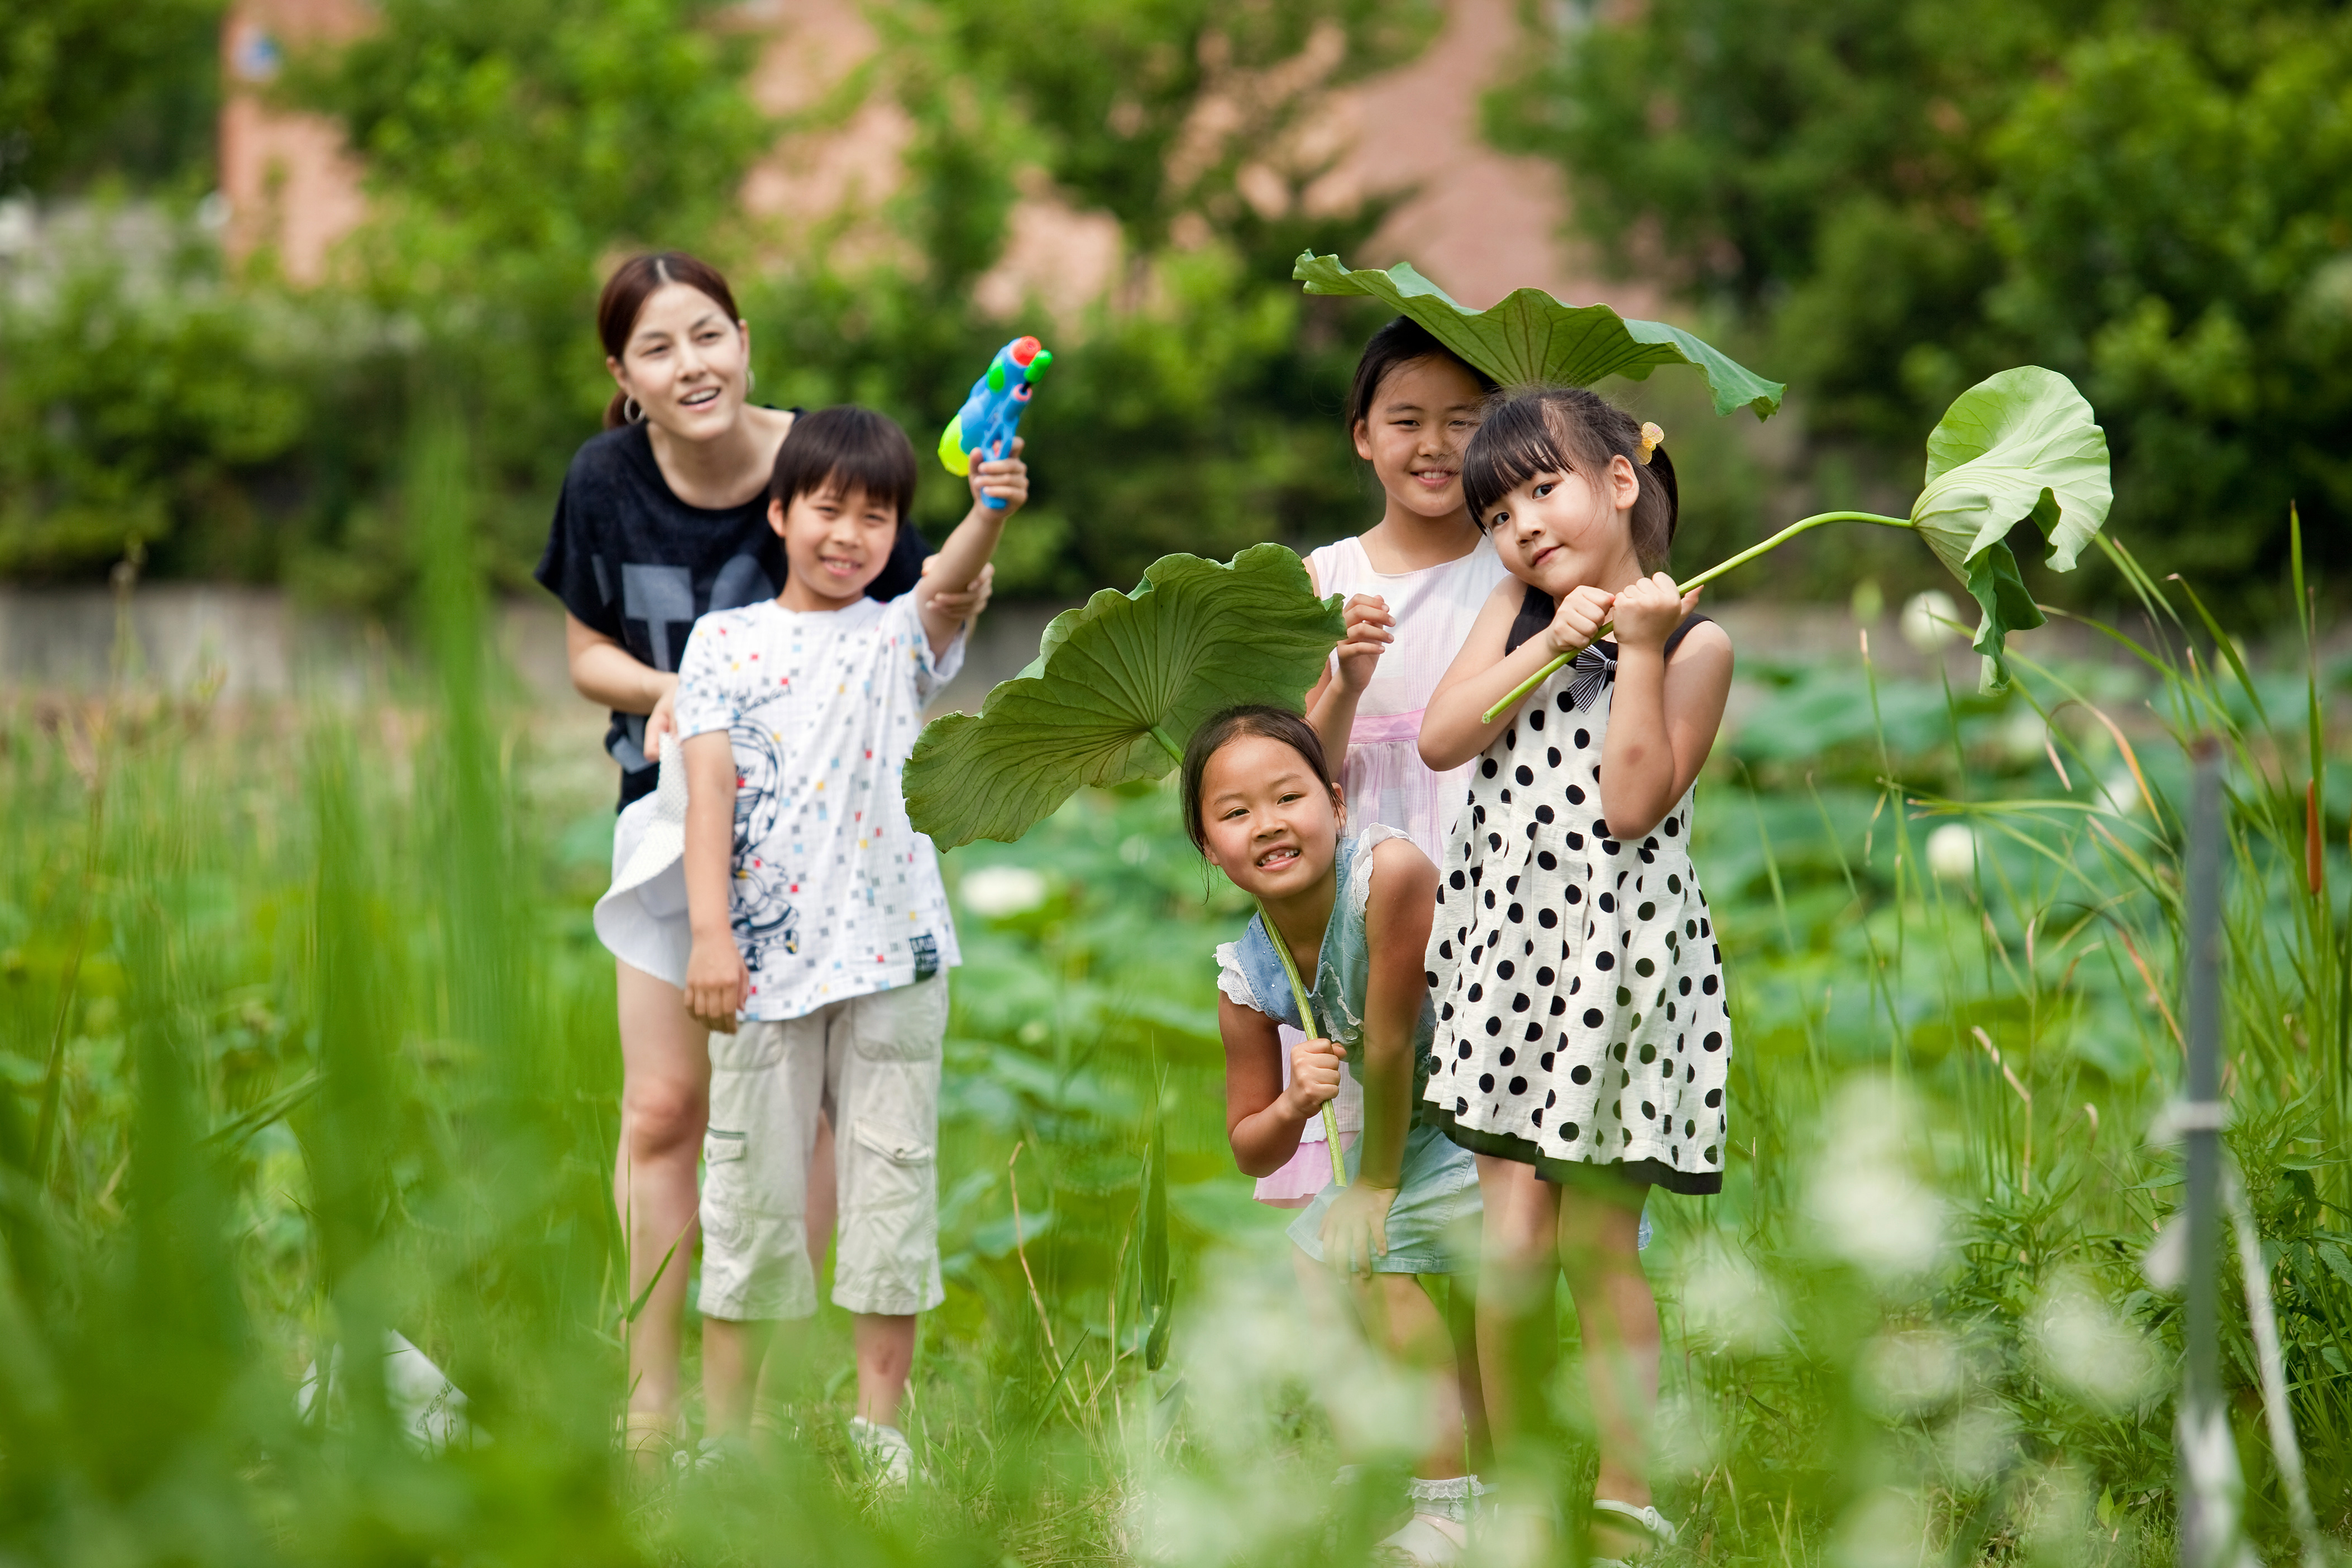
left=1462, top=398, right=1574, bottom=522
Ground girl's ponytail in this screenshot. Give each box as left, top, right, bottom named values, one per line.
left=1639, top=431, right=1679, bottom=566
left=1462, top=387, right=1680, bottom=570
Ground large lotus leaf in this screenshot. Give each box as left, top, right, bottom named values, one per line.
left=1912, top=366, right=2112, bottom=576
left=1294, top=251, right=1785, bottom=419
left=906, top=544, right=1344, bottom=848
left=1908, top=366, right=2110, bottom=692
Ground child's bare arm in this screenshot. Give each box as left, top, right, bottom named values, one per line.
left=681, top=729, right=749, bottom=1031
left=1304, top=592, right=1395, bottom=768
left=1599, top=572, right=1733, bottom=841
left=916, top=442, right=1029, bottom=654
left=1314, top=836, right=1433, bottom=1271
left=1419, top=577, right=1615, bottom=771
left=1352, top=837, right=1436, bottom=1189
left=1222, top=996, right=1345, bottom=1178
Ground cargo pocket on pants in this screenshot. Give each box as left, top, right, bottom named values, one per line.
left=700, top=1127, right=750, bottom=1248
left=850, top=1118, right=934, bottom=1207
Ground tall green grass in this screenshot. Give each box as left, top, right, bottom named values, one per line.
left=0, top=425, right=2343, bottom=1564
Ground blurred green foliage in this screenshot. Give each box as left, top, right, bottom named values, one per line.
left=0, top=0, right=223, bottom=193
left=1491, top=0, right=2352, bottom=610
left=0, top=0, right=1432, bottom=603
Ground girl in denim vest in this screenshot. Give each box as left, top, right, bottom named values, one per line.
left=1185, top=705, right=1485, bottom=1567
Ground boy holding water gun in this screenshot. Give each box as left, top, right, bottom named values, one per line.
left=667, top=373, right=1032, bottom=1479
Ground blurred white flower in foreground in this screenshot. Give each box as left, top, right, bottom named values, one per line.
left=1807, top=1078, right=1947, bottom=1282
left=1123, top=1247, right=1433, bottom=1566
left=2030, top=1275, right=2160, bottom=1412
left=1833, top=1486, right=1932, bottom=1568
left=1925, top=823, right=1977, bottom=882
left=1654, top=1390, right=1730, bottom=1473
left=1677, top=1239, right=1787, bottom=1355
left=1859, top=1328, right=1963, bottom=1417
left=1900, top=589, right=1965, bottom=652
left=1942, top=1403, right=2019, bottom=1484
left=959, top=864, right=1048, bottom=916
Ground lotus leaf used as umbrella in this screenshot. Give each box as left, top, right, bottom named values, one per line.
left=1293, top=251, right=1786, bottom=419
left=906, top=543, right=1345, bottom=848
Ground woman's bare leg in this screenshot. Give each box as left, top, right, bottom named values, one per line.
left=615, top=960, right=709, bottom=1426
left=1557, top=1180, right=1659, bottom=1553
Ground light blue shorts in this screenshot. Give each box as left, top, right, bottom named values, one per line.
left=1288, top=1120, right=1481, bottom=1275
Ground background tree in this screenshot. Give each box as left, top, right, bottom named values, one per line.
left=1493, top=0, right=2352, bottom=608
left=0, top=0, right=223, bottom=193
left=742, top=0, right=1442, bottom=594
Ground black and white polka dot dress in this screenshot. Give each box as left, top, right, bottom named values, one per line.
left=1421, top=605, right=1729, bottom=1194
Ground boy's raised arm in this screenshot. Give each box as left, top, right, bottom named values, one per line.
left=916, top=441, right=1029, bottom=654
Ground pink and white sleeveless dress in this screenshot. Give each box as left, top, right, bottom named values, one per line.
left=1246, top=532, right=1510, bottom=1206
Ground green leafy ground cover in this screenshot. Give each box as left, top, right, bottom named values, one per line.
left=4, top=543, right=2349, bottom=1565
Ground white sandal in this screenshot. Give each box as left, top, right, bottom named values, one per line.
left=1589, top=1497, right=1679, bottom=1565
left=1372, top=1513, right=1468, bottom=1567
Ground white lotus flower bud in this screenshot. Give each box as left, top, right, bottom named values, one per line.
left=1900, top=590, right=1964, bottom=652
left=1926, top=823, right=1977, bottom=881
left=959, top=864, right=1048, bottom=916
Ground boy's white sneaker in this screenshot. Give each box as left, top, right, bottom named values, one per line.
left=848, top=1415, right=914, bottom=1488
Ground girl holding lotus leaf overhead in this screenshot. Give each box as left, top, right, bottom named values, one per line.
left=1274, top=318, right=1508, bottom=1206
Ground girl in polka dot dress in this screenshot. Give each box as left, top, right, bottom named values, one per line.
left=1415, top=388, right=1733, bottom=1563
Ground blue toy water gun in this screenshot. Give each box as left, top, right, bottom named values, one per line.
left=939, top=335, right=1051, bottom=509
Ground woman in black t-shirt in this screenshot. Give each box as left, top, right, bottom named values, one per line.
left=537, top=252, right=988, bottom=1462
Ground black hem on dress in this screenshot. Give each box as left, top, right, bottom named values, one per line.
left=1426, top=1102, right=1724, bottom=1196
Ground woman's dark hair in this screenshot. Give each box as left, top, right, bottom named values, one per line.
left=1461, top=386, right=1680, bottom=570
left=597, top=251, right=744, bottom=429
left=1179, top=705, right=1336, bottom=854
left=1345, top=315, right=1500, bottom=433
left=768, top=405, right=919, bottom=522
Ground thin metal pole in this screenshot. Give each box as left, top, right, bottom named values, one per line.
left=2180, top=737, right=2231, bottom=1568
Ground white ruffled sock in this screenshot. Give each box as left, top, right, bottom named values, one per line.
left=1406, top=1473, right=1485, bottom=1525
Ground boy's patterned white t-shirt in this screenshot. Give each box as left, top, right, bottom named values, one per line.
left=672, top=592, right=965, bottom=1021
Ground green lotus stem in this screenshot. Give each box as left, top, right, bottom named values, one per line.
left=1479, top=510, right=1914, bottom=723
left=1261, top=905, right=1350, bottom=1189
left=1149, top=724, right=1349, bottom=1186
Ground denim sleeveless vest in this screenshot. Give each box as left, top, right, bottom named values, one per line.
left=1231, top=829, right=1436, bottom=1100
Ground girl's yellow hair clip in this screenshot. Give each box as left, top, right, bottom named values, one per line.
left=1638, top=422, right=1666, bottom=465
